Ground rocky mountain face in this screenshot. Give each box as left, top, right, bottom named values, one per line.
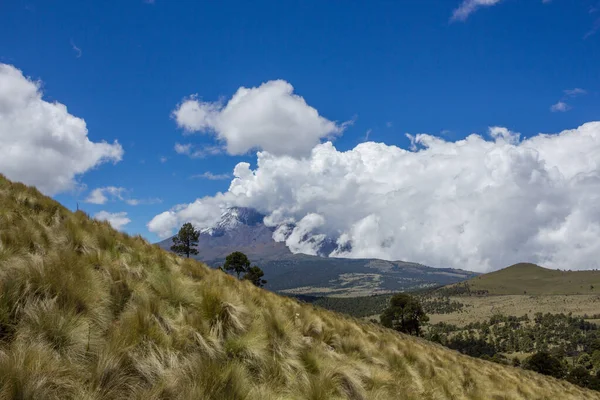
left=158, top=207, right=478, bottom=296
left=159, top=207, right=336, bottom=262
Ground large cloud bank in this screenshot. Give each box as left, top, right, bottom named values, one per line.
left=149, top=122, right=600, bottom=272
left=172, top=80, right=346, bottom=157
left=0, top=64, right=123, bottom=195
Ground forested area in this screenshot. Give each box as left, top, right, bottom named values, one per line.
left=426, top=313, right=600, bottom=391
left=292, top=290, right=467, bottom=318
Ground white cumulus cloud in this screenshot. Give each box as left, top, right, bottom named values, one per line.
left=85, top=186, right=126, bottom=204
left=148, top=196, right=225, bottom=238
left=149, top=121, right=600, bottom=273
left=190, top=172, right=231, bottom=180
left=94, top=211, right=131, bottom=231
left=171, top=80, right=348, bottom=158
left=85, top=186, right=160, bottom=206
left=0, top=64, right=123, bottom=195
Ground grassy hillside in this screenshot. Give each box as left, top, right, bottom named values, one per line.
left=0, top=176, right=598, bottom=399
left=445, top=263, right=600, bottom=295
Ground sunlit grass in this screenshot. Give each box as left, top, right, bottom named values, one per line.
left=0, top=173, right=598, bottom=399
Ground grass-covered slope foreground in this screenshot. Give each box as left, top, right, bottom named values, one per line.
left=0, top=176, right=598, bottom=400
left=451, top=263, right=600, bottom=295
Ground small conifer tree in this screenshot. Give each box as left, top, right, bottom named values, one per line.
left=170, top=222, right=199, bottom=258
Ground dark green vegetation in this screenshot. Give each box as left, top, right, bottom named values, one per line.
left=170, top=222, right=199, bottom=258
left=235, top=259, right=478, bottom=296
left=426, top=312, right=600, bottom=392
left=243, top=265, right=267, bottom=288
left=380, top=293, right=429, bottom=336
left=292, top=290, right=466, bottom=319
left=219, top=251, right=267, bottom=287
left=292, top=294, right=392, bottom=318
left=445, top=263, right=600, bottom=295
left=224, top=251, right=251, bottom=278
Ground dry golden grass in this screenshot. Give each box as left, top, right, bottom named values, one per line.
left=0, top=174, right=598, bottom=399
left=428, top=294, right=600, bottom=327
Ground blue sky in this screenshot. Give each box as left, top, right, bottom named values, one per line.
left=1, top=0, right=600, bottom=270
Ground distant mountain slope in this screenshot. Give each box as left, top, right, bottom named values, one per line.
left=446, top=262, right=600, bottom=295
left=1, top=174, right=598, bottom=399
left=158, top=207, right=478, bottom=296
left=157, top=207, right=332, bottom=262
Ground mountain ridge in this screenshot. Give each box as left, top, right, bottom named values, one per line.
left=158, top=206, right=479, bottom=296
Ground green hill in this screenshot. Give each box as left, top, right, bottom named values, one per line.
left=444, top=262, right=600, bottom=296
left=0, top=175, right=598, bottom=399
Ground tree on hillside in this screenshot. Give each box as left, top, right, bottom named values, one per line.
left=566, top=366, right=600, bottom=391
left=591, top=350, right=600, bottom=372
left=224, top=251, right=251, bottom=278
left=523, top=352, right=566, bottom=379
left=170, top=222, right=199, bottom=258
left=244, top=265, right=267, bottom=287
left=380, top=293, right=429, bottom=336
left=577, top=352, right=593, bottom=370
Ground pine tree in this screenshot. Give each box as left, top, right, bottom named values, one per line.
left=380, top=293, right=429, bottom=336
left=170, top=222, right=199, bottom=258
left=224, top=251, right=250, bottom=278
left=244, top=265, right=267, bottom=287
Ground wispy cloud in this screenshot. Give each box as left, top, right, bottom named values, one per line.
left=451, top=0, right=553, bottom=22
left=564, top=88, right=587, bottom=97
left=190, top=172, right=231, bottom=180
left=364, top=129, right=372, bottom=142
left=550, top=101, right=571, bottom=112
left=85, top=186, right=160, bottom=205
left=159, top=156, right=168, bottom=163
left=70, top=39, right=82, bottom=58
left=585, top=19, right=600, bottom=39
left=584, top=2, right=600, bottom=38
left=174, top=143, right=191, bottom=155
left=549, top=88, right=587, bottom=112
left=450, top=0, right=503, bottom=22
left=174, top=142, right=222, bottom=158
left=125, top=198, right=162, bottom=206
left=386, top=122, right=393, bottom=128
